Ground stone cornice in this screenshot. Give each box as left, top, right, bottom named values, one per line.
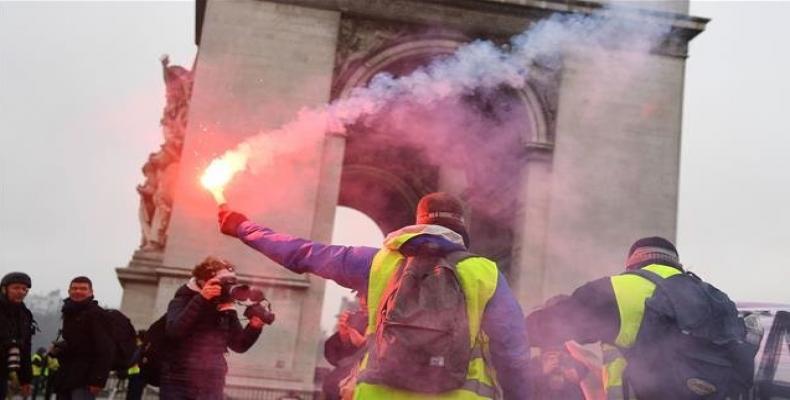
left=233, top=0, right=707, bottom=56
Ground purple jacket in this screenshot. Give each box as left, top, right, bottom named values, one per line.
left=236, top=221, right=531, bottom=399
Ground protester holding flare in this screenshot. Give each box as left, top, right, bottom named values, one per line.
left=215, top=191, right=530, bottom=400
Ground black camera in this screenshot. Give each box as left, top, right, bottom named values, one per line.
left=215, top=276, right=275, bottom=325
left=216, top=275, right=240, bottom=304
left=243, top=301, right=276, bottom=325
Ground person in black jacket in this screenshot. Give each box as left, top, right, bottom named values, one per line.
left=160, top=256, right=264, bottom=400
left=525, top=236, right=686, bottom=399
left=52, top=276, right=115, bottom=400
left=1, top=272, right=34, bottom=399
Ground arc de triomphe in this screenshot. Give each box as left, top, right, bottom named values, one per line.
left=117, top=0, right=707, bottom=393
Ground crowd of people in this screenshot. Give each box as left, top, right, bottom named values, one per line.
left=2, top=192, right=763, bottom=399
left=1, top=264, right=264, bottom=400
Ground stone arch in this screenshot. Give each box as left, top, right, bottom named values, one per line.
left=337, top=165, right=425, bottom=235
left=332, top=33, right=552, bottom=273
left=334, top=35, right=552, bottom=147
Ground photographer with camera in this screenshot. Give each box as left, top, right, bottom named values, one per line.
left=161, top=256, right=268, bottom=399
left=1, top=272, right=34, bottom=399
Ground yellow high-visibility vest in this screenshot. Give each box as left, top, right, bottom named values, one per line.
left=31, top=353, right=43, bottom=377
left=602, top=264, right=681, bottom=398
left=354, top=229, right=500, bottom=400
left=47, top=357, right=59, bottom=372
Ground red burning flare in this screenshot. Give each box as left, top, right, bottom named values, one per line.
left=200, top=151, right=248, bottom=205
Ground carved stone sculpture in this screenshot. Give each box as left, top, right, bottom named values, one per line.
left=138, top=56, right=193, bottom=251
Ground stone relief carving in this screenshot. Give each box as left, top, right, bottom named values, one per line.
left=332, top=16, right=558, bottom=145
left=332, top=17, right=405, bottom=99
left=137, top=55, right=193, bottom=251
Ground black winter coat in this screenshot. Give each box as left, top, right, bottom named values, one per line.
left=55, top=298, right=115, bottom=391
left=0, top=296, right=34, bottom=385
left=162, top=284, right=261, bottom=386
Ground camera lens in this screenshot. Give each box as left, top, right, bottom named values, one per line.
left=248, top=288, right=264, bottom=303
left=230, top=285, right=250, bottom=301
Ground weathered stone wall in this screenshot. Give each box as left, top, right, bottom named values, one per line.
left=538, top=47, right=686, bottom=304
left=160, top=0, right=341, bottom=391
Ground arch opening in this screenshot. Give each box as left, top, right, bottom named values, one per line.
left=320, top=206, right=384, bottom=334
left=334, top=34, right=550, bottom=275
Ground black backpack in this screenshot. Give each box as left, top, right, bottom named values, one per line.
left=139, top=314, right=168, bottom=387
left=360, top=250, right=474, bottom=394
left=622, top=269, right=759, bottom=400
left=102, top=309, right=138, bottom=373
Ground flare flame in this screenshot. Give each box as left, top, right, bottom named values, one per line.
left=200, top=150, right=248, bottom=205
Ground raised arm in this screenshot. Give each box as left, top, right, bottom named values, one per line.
left=166, top=291, right=211, bottom=339
left=227, top=312, right=262, bottom=353
left=220, top=210, right=378, bottom=293
left=525, top=277, right=620, bottom=348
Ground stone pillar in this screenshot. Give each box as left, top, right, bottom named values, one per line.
left=123, top=0, right=342, bottom=392
left=511, top=148, right=555, bottom=310
left=541, top=46, right=687, bottom=297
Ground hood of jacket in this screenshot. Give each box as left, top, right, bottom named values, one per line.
left=383, top=224, right=466, bottom=256
left=174, top=282, right=200, bottom=299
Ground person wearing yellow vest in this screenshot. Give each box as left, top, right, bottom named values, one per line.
left=45, top=356, right=60, bottom=400
left=218, top=192, right=531, bottom=399
left=31, top=347, right=49, bottom=399
left=125, top=330, right=145, bottom=400
left=526, top=236, right=684, bottom=400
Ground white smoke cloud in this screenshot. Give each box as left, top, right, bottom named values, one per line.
left=207, top=5, right=673, bottom=203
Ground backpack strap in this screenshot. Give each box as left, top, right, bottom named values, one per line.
left=623, top=268, right=667, bottom=288
left=445, top=251, right=477, bottom=268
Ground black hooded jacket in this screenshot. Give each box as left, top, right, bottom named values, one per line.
left=162, top=284, right=261, bottom=385
left=525, top=262, right=684, bottom=347
left=0, top=295, right=34, bottom=385
left=55, top=297, right=115, bottom=391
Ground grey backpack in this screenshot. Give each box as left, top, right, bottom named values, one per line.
left=360, top=250, right=474, bottom=393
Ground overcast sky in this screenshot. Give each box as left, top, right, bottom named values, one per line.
left=1, top=1, right=788, bottom=334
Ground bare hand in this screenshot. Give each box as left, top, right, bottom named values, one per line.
left=348, top=327, right=366, bottom=347
left=88, top=385, right=102, bottom=396
left=200, top=277, right=222, bottom=300
left=337, top=311, right=352, bottom=343
left=249, top=316, right=264, bottom=329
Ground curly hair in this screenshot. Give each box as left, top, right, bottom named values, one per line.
left=192, top=256, right=235, bottom=281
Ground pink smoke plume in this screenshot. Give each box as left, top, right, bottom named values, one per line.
left=200, top=7, right=671, bottom=203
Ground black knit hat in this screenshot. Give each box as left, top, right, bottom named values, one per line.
left=1, top=272, right=32, bottom=289
left=415, top=192, right=470, bottom=247
left=626, top=236, right=681, bottom=270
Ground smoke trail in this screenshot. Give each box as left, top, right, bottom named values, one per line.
left=204, top=6, right=672, bottom=199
